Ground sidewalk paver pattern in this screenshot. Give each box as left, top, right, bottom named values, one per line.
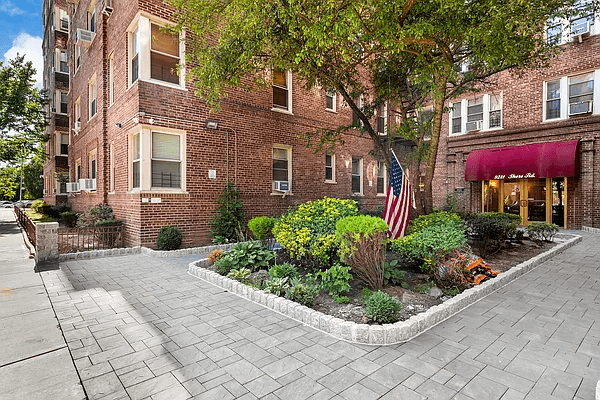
left=44, top=233, right=600, bottom=399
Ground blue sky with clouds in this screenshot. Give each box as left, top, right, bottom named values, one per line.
left=1, top=0, right=43, bottom=87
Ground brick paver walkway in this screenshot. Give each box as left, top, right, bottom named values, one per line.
left=42, top=233, right=600, bottom=400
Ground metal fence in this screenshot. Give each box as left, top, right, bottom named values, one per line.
left=14, top=206, right=36, bottom=247
left=58, top=225, right=124, bottom=254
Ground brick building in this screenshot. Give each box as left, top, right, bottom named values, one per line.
left=433, top=9, right=600, bottom=230
left=42, top=0, right=390, bottom=247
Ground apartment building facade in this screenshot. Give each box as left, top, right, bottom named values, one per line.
left=433, top=5, right=600, bottom=230
left=43, top=0, right=390, bottom=247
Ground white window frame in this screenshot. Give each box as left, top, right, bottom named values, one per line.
left=74, top=97, right=81, bottom=127
left=352, top=96, right=364, bottom=127
left=56, top=90, right=68, bottom=114
left=56, top=132, right=69, bottom=156
left=325, top=90, right=336, bottom=112
left=351, top=157, right=363, bottom=195
left=376, top=161, right=387, bottom=196
left=448, top=93, right=503, bottom=135
left=127, top=13, right=186, bottom=90
left=271, top=70, right=293, bottom=114
left=151, top=131, right=183, bottom=189
left=377, top=102, right=388, bottom=134
left=89, top=7, right=96, bottom=33
left=75, top=45, right=81, bottom=72
left=56, top=7, right=69, bottom=32
left=325, top=152, right=335, bottom=183
left=75, top=159, right=81, bottom=181
left=131, top=132, right=141, bottom=190
left=89, top=149, right=97, bottom=182
left=546, top=2, right=599, bottom=45
left=272, top=145, right=292, bottom=194
left=542, top=70, right=600, bottom=122
left=88, top=74, right=97, bottom=120
left=56, top=50, right=69, bottom=74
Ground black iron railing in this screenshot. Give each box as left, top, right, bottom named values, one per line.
left=58, top=225, right=124, bottom=254
left=14, top=206, right=36, bottom=247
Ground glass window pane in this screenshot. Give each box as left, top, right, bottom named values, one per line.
left=132, top=54, right=139, bottom=83
left=325, top=167, right=333, bottom=181
left=273, top=70, right=286, bottom=87
left=151, top=24, right=179, bottom=56
left=133, top=134, right=140, bottom=160
left=352, top=176, right=360, bottom=193
left=325, top=154, right=332, bottom=167
left=273, top=169, right=288, bottom=181
left=272, top=159, right=288, bottom=170
left=547, top=80, right=560, bottom=100
left=273, top=148, right=288, bottom=160
left=132, top=161, right=140, bottom=188
left=152, top=160, right=181, bottom=188
left=151, top=52, right=179, bottom=84
left=273, top=87, right=288, bottom=108
left=152, top=132, right=180, bottom=160
left=546, top=99, right=561, bottom=119
left=452, top=102, right=461, bottom=117
left=352, top=158, right=360, bottom=175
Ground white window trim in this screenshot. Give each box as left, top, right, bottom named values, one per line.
left=74, top=97, right=81, bottom=129
left=89, top=149, right=97, bottom=184
left=351, top=157, right=364, bottom=196
left=55, top=7, right=69, bottom=32
left=127, top=12, right=187, bottom=91
left=75, top=45, right=81, bottom=74
left=128, top=124, right=187, bottom=193
left=448, top=93, right=503, bottom=136
left=89, top=7, right=97, bottom=34
left=55, top=90, right=68, bottom=115
left=75, top=159, right=82, bottom=181
left=325, top=90, right=337, bottom=112
left=271, top=145, right=292, bottom=195
left=55, top=132, right=69, bottom=156
left=377, top=102, right=388, bottom=134
left=271, top=70, right=293, bottom=115
left=545, top=7, right=600, bottom=45
left=542, top=70, right=600, bottom=122
left=376, top=161, right=387, bottom=196
left=88, top=74, right=97, bottom=120
left=325, top=152, right=336, bottom=183
left=108, top=52, right=115, bottom=107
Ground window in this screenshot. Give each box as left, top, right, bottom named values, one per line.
left=57, top=133, right=69, bottom=156
left=74, top=97, right=81, bottom=125
left=547, top=18, right=563, bottom=45
left=152, top=132, right=182, bottom=188
left=109, top=53, right=114, bottom=106
left=450, top=94, right=503, bottom=135
left=130, top=28, right=139, bottom=84
left=58, top=50, right=69, bottom=73
left=544, top=71, right=599, bottom=121
left=76, top=45, right=81, bottom=70
left=132, top=133, right=140, bottom=189
left=57, top=8, right=69, bottom=31
left=272, top=146, right=291, bottom=191
left=89, top=9, right=96, bottom=33
left=75, top=159, right=81, bottom=181
left=89, top=151, right=97, bottom=181
left=489, top=94, right=502, bottom=128
left=546, top=79, right=561, bottom=120
left=325, top=153, right=335, bottom=182
left=467, top=97, right=484, bottom=131
left=56, top=173, right=68, bottom=195
left=351, top=157, right=362, bottom=194
left=451, top=102, right=462, bottom=134
left=569, top=72, right=594, bottom=114
left=59, top=91, right=68, bottom=114
left=571, top=0, right=595, bottom=34
left=110, top=143, right=115, bottom=192
left=273, top=70, right=291, bottom=112
left=88, top=75, right=97, bottom=119
left=352, top=96, right=363, bottom=126
left=326, top=90, right=336, bottom=111
left=150, top=23, right=180, bottom=84
left=377, top=103, right=387, bottom=133
left=377, top=161, right=386, bottom=195
left=547, top=0, right=598, bottom=45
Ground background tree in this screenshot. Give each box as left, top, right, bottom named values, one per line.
left=22, top=152, right=44, bottom=199
left=0, top=166, right=19, bottom=201
left=169, top=0, right=598, bottom=214
left=0, top=54, right=47, bottom=164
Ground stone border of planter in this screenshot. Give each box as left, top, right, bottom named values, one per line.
left=583, top=225, right=600, bottom=234
left=188, top=234, right=582, bottom=345
left=58, top=243, right=235, bottom=261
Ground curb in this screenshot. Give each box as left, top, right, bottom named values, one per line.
left=597, top=380, right=600, bottom=400
left=188, top=234, right=582, bottom=345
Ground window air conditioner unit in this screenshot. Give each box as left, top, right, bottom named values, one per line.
left=74, top=121, right=81, bottom=131
left=102, top=0, right=113, bottom=16
left=569, top=100, right=592, bottom=116
left=79, top=178, right=96, bottom=191
left=76, top=28, right=95, bottom=45
left=60, top=18, right=69, bottom=31
left=465, top=120, right=482, bottom=132
left=66, top=182, right=80, bottom=192
left=273, top=180, right=290, bottom=192
left=571, top=21, right=590, bottom=42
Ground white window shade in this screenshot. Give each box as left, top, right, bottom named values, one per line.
left=152, top=132, right=180, bottom=160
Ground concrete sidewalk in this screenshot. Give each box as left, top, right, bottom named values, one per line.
left=0, top=208, right=85, bottom=399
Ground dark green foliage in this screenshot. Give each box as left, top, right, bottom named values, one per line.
left=209, top=181, right=245, bottom=244
left=156, top=225, right=183, bottom=250
left=47, top=203, right=71, bottom=219
left=527, top=222, right=559, bottom=245
left=77, top=204, right=115, bottom=227
left=247, top=216, right=275, bottom=240
left=463, top=212, right=521, bottom=257
left=214, top=254, right=237, bottom=275
left=95, top=219, right=123, bottom=226
left=312, top=263, right=352, bottom=303
left=383, top=259, right=408, bottom=287
left=408, top=211, right=464, bottom=235
left=268, top=263, right=299, bottom=281
left=22, top=153, right=44, bottom=199
left=286, top=278, right=320, bottom=306
left=224, top=241, right=276, bottom=271
left=364, top=291, right=402, bottom=324
left=31, top=200, right=45, bottom=213
left=59, top=211, right=79, bottom=228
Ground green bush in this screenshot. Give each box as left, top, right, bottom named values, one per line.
left=312, top=263, right=352, bottom=303
left=225, top=241, right=276, bottom=271
left=78, top=204, right=115, bottom=227
left=48, top=203, right=71, bottom=219
left=214, top=254, right=237, bottom=275
left=364, top=290, right=402, bottom=324
left=263, top=277, right=290, bottom=297
left=335, top=215, right=388, bottom=289
left=391, top=221, right=467, bottom=273
left=463, top=212, right=521, bottom=257
left=31, top=200, right=46, bottom=213
left=286, top=278, right=320, bottom=306
left=527, top=222, right=559, bottom=245
left=156, top=225, right=183, bottom=250
left=383, top=259, right=407, bottom=287
left=209, top=181, right=245, bottom=244
left=268, top=263, right=299, bottom=281
left=408, top=211, right=463, bottom=235
left=248, top=216, right=275, bottom=240
left=272, top=197, right=359, bottom=267
left=227, top=268, right=252, bottom=284
left=59, top=211, right=79, bottom=228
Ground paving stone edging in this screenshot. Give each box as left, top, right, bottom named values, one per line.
left=188, top=234, right=582, bottom=345
left=583, top=225, right=600, bottom=234
left=58, top=243, right=235, bottom=261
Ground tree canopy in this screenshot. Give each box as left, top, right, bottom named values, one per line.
left=169, top=0, right=599, bottom=214
left=0, top=54, right=47, bottom=163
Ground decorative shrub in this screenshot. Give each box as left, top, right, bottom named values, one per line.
left=408, top=211, right=463, bottom=235
left=224, top=241, right=275, bottom=271
left=527, top=222, right=559, bottom=245
left=263, top=277, right=290, bottom=297
left=391, top=221, right=467, bottom=273
left=48, top=203, right=71, bottom=219
left=59, top=211, right=79, bottom=228
left=31, top=200, right=46, bottom=213
left=94, top=220, right=124, bottom=246
left=463, top=212, right=521, bottom=257
left=312, top=263, right=352, bottom=303
left=335, top=215, right=388, bottom=289
left=207, top=249, right=224, bottom=264
left=268, top=263, right=299, bottom=281
left=77, top=204, right=115, bottom=227
left=156, top=225, right=183, bottom=250
left=272, top=197, right=359, bottom=267
left=227, top=268, right=252, bottom=284
left=383, top=259, right=407, bottom=287
left=209, top=181, right=245, bottom=244
left=214, top=254, right=237, bottom=276
left=286, top=278, right=320, bottom=306
left=248, top=216, right=275, bottom=240
left=364, top=290, right=402, bottom=324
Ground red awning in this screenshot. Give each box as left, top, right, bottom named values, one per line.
left=465, top=140, right=580, bottom=181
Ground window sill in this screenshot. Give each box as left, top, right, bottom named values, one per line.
left=351, top=193, right=364, bottom=197
left=542, top=117, right=567, bottom=124
left=271, top=107, right=293, bottom=115
left=376, top=193, right=387, bottom=197
left=145, top=78, right=187, bottom=91
left=271, top=191, right=293, bottom=196
left=324, top=180, right=337, bottom=184
left=325, top=108, right=337, bottom=113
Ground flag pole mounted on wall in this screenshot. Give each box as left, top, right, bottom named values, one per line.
left=383, top=150, right=412, bottom=240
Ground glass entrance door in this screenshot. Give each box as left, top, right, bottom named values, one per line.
left=503, top=181, right=521, bottom=217
left=526, top=178, right=547, bottom=223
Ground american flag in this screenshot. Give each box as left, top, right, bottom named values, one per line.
left=383, top=150, right=412, bottom=240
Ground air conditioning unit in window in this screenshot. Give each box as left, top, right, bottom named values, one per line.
left=465, top=120, right=482, bottom=132
left=79, top=178, right=96, bottom=191
left=569, top=100, right=592, bottom=116
left=66, top=182, right=80, bottom=193
left=60, top=18, right=69, bottom=31
left=102, top=0, right=113, bottom=16
left=273, top=180, right=290, bottom=192
left=571, top=21, right=590, bottom=42
left=76, top=28, right=95, bottom=45
left=74, top=121, right=81, bottom=131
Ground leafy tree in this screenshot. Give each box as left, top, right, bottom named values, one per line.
left=209, top=181, right=245, bottom=243
left=22, top=152, right=44, bottom=199
left=0, top=166, right=19, bottom=201
left=168, top=0, right=598, bottom=214
left=0, top=54, right=47, bottom=163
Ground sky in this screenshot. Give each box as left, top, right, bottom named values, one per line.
left=0, top=0, right=43, bottom=87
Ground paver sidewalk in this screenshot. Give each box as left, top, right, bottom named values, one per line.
left=0, top=208, right=85, bottom=399
left=43, top=232, right=600, bottom=399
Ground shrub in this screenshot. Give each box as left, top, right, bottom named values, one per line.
left=391, top=221, right=467, bottom=273
left=78, top=204, right=115, bottom=227
left=527, top=222, right=559, bottom=245
left=272, top=197, right=359, bottom=267
left=312, top=263, right=352, bottom=303
left=335, top=215, right=388, bottom=289
left=95, top=220, right=124, bottom=246
left=59, top=211, right=79, bottom=228
left=268, top=263, right=299, bottom=281
left=214, top=254, right=237, bottom=275
left=47, top=203, right=71, bottom=219
left=383, top=259, right=407, bottom=287
left=408, top=211, right=463, bottom=235
left=156, top=225, right=183, bottom=250
left=364, top=290, right=402, bottom=324
left=208, top=249, right=224, bottom=264
left=225, top=241, right=276, bottom=271
left=263, top=277, right=290, bottom=297
left=209, top=181, right=245, bottom=244
left=463, top=212, right=521, bottom=257
left=248, top=216, right=275, bottom=241
left=31, top=200, right=46, bottom=213
left=286, top=278, right=320, bottom=306
left=227, top=268, right=252, bottom=284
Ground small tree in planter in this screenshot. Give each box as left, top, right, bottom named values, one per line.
left=209, top=181, right=245, bottom=244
